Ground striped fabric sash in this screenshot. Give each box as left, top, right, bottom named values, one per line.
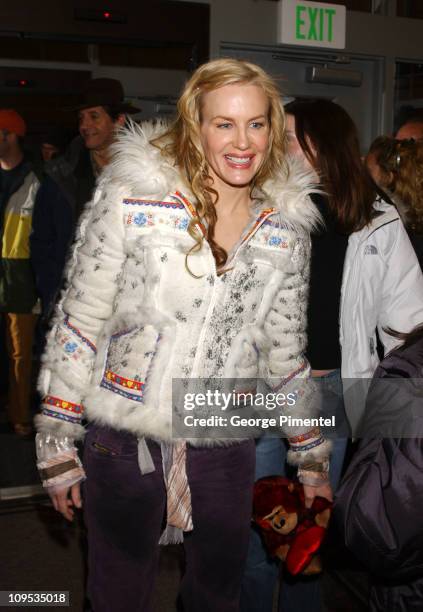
left=165, top=441, right=193, bottom=532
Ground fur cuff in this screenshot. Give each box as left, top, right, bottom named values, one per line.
left=287, top=439, right=332, bottom=467
left=35, top=413, right=86, bottom=441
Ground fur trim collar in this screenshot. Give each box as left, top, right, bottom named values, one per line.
left=259, top=159, right=321, bottom=232
left=104, top=120, right=321, bottom=232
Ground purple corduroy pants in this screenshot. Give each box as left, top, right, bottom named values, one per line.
left=83, top=425, right=255, bottom=612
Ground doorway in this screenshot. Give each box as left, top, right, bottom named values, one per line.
left=222, top=44, right=384, bottom=152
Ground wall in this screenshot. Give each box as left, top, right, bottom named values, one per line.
left=3, top=0, right=423, bottom=130
left=176, top=0, right=423, bottom=133
left=176, top=0, right=423, bottom=60
left=6, top=1, right=423, bottom=101
left=0, top=0, right=208, bottom=102
left=0, top=58, right=188, bottom=98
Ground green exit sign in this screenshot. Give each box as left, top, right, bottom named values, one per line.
left=279, top=0, right=346, bottom=49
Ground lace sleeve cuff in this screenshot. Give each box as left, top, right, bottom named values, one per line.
left=36, top=432, right=86, bottom=490
left=297, top=458, right=330, bottom=486
left=287, top=431, right=332, bottom=467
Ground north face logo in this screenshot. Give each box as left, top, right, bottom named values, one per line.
left=364, top=245, right=378, bottom=255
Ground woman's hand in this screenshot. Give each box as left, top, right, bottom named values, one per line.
left=50, top=482, right=82, bottom=521
left=303, top=482, right=333, bottom=508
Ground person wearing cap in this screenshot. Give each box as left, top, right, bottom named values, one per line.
left=31, top=78, right=139, bottom=319
left=0, top=109, right=41, bottom=436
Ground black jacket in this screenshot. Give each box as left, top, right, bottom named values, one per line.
left=45, top=136, right=95, bottom=218
left=30, top=137, right=95, bottom=314
left=334, top=331, right=423, bottom=611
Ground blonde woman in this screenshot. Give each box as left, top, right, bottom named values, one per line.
left=35, top=59, right=330, bottom=611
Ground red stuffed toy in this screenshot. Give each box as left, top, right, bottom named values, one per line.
left=253, top=476, right=332, bottom=575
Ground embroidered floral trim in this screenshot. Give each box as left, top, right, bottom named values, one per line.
left=41, top=396, right=83, bottom=424
left=43, top=395, right=83, bottom=414
left=42, top=408, right=82, bottom=424
left=172, top=191, right=207, bottom=237
left=125, top=210, right=189, bottom=232
left=288, top=436, right=325, bottom=452
left=270, top=361, right=308, bottom=392
left=241, top=208, right=276, bottom=245
left=262, top=218, right=291, bottom=230
left=103, top=370, right=144, bottom=390
left=288, top=427, right=321, bottom=444
left=101, top=370, right=145, bottom=402
left=123, top=198, right=184, bottom=209
left=60, top=336, right=82, bottom=360
left=256, top=232, right=289, bottom=249
left=251, top=217, right=291, bottom=249
left=64, top=316, right=96, bottom=353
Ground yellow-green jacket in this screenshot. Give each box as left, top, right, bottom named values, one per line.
left=0, top=160, right=39, bottom=312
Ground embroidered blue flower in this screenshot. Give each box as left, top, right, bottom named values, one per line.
left=64, top=341, right=78, bottom=354
left=179, top=218, right=189, bottom=231
left=133, top=212, right=147, bottom=226
left=269, top=236, right=282, bottom=246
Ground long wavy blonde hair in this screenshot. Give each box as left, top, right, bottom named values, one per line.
left=152, top=58, right=287, bottom=268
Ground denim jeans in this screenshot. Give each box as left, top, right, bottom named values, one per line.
left=240, top=370, right=348, bottom=612
left=83, top=425, right=256, bottom=612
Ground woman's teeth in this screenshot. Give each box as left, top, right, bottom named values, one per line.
left=225, top=155, right=252, bottom=165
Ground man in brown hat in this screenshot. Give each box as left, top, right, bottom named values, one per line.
left=77, top=78, right=139, bottom=174
left=31, top=78, right=139, bottom=319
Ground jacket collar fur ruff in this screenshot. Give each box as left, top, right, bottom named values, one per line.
left=101, top=120, right=321, bottom=233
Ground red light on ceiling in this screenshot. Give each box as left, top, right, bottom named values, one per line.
left=74, top=8, right=126, bottom=23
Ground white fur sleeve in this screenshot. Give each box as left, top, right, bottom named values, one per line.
left=35, top=182, right=127, bottom=439
left=261, top=233, right=331, bottom=465
left=262, top=235, right=310, bottom=385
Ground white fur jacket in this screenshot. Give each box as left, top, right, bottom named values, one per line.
left=36, top=122, right=329, bottom=461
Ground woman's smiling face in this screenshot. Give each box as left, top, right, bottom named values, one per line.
left=199, top=83, right=270, bottom=192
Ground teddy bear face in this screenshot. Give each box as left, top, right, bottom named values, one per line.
left=263, top=504, right=298, bottom=535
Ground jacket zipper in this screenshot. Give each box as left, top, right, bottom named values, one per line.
left=171, top=192, right=277, bottom=376
left=171, top=191, right=217, bottom=376
left=171, top=191, right=207, bottom=238
left=219, top=207, right=277, bottom=273
left=172, top=190, right=277, bottom=271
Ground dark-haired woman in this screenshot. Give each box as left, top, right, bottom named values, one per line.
left=241, top=99, right=423, bottom=612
